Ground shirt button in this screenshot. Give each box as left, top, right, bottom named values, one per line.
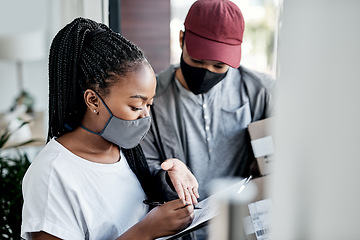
left=205, top=126, right=210, bottom=131
left=207, top=137, right=211, bottom=141
left=204, top=115, right=208, bottom=120
left=203, top=104, right=207, bottom=108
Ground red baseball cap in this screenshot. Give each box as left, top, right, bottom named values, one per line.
left=184, top=0, right=245, bottom=68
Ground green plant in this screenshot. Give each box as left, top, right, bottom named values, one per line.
left=0, top=122, right=38, bottom=239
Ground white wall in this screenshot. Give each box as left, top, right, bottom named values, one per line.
left=0, top=0, right=108, bottom=131
left=271, top=1, right=360, bottom=239
left=0, top=0, right=51, bottom=113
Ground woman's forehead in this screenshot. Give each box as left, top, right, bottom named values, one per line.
left=108, top=66, right=156, bottom=98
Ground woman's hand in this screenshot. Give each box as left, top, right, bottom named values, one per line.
left=161, top=158, right=200, bottom=205
left=117, top=199, right=194, bottom=240
left=141, top=199, right=194, bottom=239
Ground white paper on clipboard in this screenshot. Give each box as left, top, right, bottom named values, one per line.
left=157, top=178, right=249, bottom=240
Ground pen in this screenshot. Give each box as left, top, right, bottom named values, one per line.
left=143, top=200, right=165, bottom=207
left=143, top=200, right=201, bottom=209
left=237, top=175, right=253, bottom=194
left=183, top=204, right=202, bottom=210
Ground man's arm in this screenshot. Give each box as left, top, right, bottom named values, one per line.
left=141, top=124, right=164, bottom=175
left=141, top=124, right=199, bottom=204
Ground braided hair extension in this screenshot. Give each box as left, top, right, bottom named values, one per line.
left=122, top=146, right=161, bottom=201
left=48, top=17, right=159, bottom=200
left=48, top=17, right=147, bottom=139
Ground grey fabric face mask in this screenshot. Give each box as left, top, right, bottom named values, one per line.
left=81, top=92, right=151, bottom=149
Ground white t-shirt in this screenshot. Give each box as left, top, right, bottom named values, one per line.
left=21, top=138, right=148, bottom=240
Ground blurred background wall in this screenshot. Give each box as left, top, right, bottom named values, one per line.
left=0, top=0, right=108, bottom=158
left=0, top=0, right=51, bottom=114
left=271, top=1, right=360, bottom=239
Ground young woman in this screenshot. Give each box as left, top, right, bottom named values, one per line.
left=21, top=17, right=199, bottom=240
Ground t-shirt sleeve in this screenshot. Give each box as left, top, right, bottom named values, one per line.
left=21, top=153, right=85, bottom=240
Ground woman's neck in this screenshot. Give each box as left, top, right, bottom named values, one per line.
left=56, top=127, right=120, bottom=164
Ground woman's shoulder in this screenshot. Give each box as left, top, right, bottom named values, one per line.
left=31, top=138, right=67, bottom=166
left=23, top=138, right=71, bottom=185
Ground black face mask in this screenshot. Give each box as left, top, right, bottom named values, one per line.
left=180, top=55, right=228, bottom=95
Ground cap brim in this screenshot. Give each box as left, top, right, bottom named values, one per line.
left=185, top=31, right=241, bottom=68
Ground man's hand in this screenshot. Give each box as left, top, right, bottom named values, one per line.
left=161, top=158, right=200, bottom=204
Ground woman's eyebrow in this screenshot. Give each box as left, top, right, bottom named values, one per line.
left=130, top=94, right=148, bottom=101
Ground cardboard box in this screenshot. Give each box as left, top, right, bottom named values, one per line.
left=248, top=118, right=275, bottom=176
left=242, top=175, right=272, bottom=240
left=208, top=175, right=272, bottom=240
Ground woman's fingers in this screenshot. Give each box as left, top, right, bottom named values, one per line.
left=160, top=199, right=195, bottom=231
left=172, top=202, right=194, bottom=220
left=165, top=198, right=187, bottom=209
left=177, top=205, right=195, bottom=221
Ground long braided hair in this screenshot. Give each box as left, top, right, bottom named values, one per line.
left=48, top=17, right=159, bottom=201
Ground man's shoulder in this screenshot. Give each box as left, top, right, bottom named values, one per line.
left=239, top=66, right=276, bottom=119
left=240, top=66, right=274, bottom=84
left=155, top=64, right=179, bottom=96
left=239, top=66, right=275, bottom=93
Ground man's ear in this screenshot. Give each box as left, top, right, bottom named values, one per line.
left=83, top=89, right=99, bottom=112
left=179, top=30, right=184, bottom=49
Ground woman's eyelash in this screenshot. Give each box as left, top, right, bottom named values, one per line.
left=131, top=104, right=153, bottom=111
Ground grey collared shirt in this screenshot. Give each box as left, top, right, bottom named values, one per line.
left=174, top=67, right=252, bottom=198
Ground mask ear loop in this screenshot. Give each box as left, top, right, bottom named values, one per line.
left=80, top=90, right=113, bottom=135
left=92, top=91, right=114, bottom=117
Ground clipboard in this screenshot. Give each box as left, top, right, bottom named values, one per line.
left=157, top=177, right=251, bottom=240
